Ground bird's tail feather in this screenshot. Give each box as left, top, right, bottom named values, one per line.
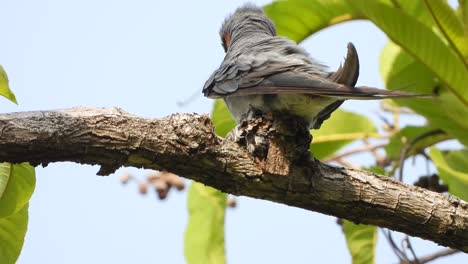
left=231, top=85, right=431, bottom=99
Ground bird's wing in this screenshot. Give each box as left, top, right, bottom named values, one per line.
left=203, top=53, right=304, bottom=98
left=204, top=52, right=421, bottom=100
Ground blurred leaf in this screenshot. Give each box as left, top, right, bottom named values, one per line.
left=310, top=110, right=376, bottom=159
left=429, top=148, right=468, bottom=201
left=365, top=165, right=386, bottom=176
left=0, top=165, right=10, bottom=199
left=424, top=0, right=468, bottom=58
left=385, top=126, right=451, bottom=159
left=380, top=41, right=438, bottom=95
left=0, top=203, right=28, bottom=264
left=343, top=221, right=377, bottom=264
left=396, top=0, right=436, bottom=26
left=184, top=182, right=227, bottom=264
left=0, top=163, right=36, bottom=218
left=264, top=0, right=364, bottom=42
left=264, top=0, right=434, bottom=42
left=350, top=0, right=468, bottom=106
left=0, top=65, right=17, bottom=104
left=380, top=42, right=468, bottom=146
left=211, top=100, right=236, bottom=138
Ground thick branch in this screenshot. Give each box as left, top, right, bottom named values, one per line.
left=0, top=107, right=467, bottom=252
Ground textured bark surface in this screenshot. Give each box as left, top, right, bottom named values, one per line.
left=227, top=111, right=312, bottom=176
left=0, top=107, right=467, bottom=252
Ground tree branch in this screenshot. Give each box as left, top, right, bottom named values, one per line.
left=0, top=107, right=467, bottom=252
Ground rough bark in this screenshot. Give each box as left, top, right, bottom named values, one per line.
left=0, top=107, right=467, bottom=252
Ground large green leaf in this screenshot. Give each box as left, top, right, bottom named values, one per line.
left=264, top=0, right=364, bottom=42
left=211, top=100, right=236, bottom=138
left=0, top=65, right=17, bottom=104
left=0, top=165, right=10, bottom=199
left=424, top=0, right=468, bottom=58
left=0, top=163, right=36, bottom=218
left=263, top=0, right=433, bottom=43
left=385, top=126, right=451, bottom=160
left=395, top=1, right=436, bottom=26
left=184, top=182, right=227, bottom=264
left=310, top=110, right=377, bottom=159
left=429, top=148, right=468, bottom=201
left=343, top=221, right=377, bottom=264
left=380, top=41, right=468, bottom=146
left=0, top=203, right=28, bottom=264
left=350, top=0, right=468, bottom=106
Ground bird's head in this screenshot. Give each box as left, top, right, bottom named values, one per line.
left=219, top=3, right=276, bottom=52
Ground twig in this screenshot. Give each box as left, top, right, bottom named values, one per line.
left=364, top=138, right=386, bottom=161
left=397, top=129, right=446, bottom=181
left=374, top=110, right=395, bottom=132
left=380, top=101, right=414, bottom=114
left=418, top=248, right=459, bottom=264
left=404, top=236, right=420, bottom=264
left=176, top=88, right=201, bottom=107
left=323, top=143, right=386, bottom=162
left=333, top=157, right=360, bottom=170
left=393, top=111, right=400, bottom=131
left=311, top=132, right=387, bottom=143
left=381, top=229, right=409, bottom=262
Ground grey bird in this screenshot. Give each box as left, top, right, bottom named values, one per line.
left=203, top=4, right=420, bottom=130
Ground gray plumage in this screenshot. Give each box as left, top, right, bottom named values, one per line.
left=203, top=4, right=421, bottom=129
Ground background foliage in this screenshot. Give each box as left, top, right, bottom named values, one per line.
left=0, top=67, right=35, bottom=264
left=1, top=0, right=466, bottom=263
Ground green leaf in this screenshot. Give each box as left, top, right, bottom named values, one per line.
left=184, top=182, right=227, bottom=264
left=424, top=0, right=468, bottom=58
left=0, top=65, right=17, bottom=104
left=380, top=41, right=438, bottom=95
left=263, top=0, right=432, bottom=43
left=385, top=126, right=451, bottom=159
left=211, top=100, right=236, bottom=138
left=429, top=148, right=468, bottom=201
left=0, top=165, right=10, bottom=199
left=264, top=0, right=364, bottom=43
left=350, top=0, right=468, bottom=106
left=343, top=221, right=377, bottom=264
left=0, top=203, right=28, bottom=264
left=395, top=0, right=436, bottom=26
left=0, top=163, right=36, bottom=218
left=365, top=165, right=386, bottom=176
left=310, top=109, right=377, bottom=159
left=380, top=42, right=468, bottom=146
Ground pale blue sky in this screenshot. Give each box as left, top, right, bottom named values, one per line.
left=1, top=0, right=466, bottom=263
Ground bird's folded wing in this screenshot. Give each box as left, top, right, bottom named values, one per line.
left=203, top=44, right=424, bottom=99
left=203, top=54, right=304, bottom=98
